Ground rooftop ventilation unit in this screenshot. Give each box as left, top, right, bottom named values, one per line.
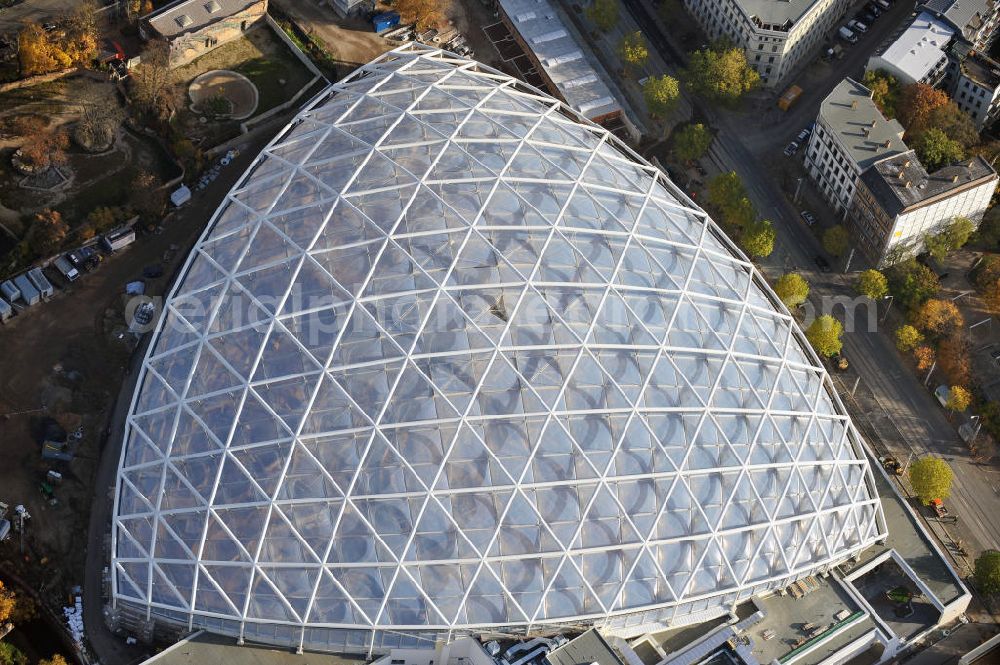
left=175, top=13, right=193, bottom=27
left=205, top=0, right=222, bottom=13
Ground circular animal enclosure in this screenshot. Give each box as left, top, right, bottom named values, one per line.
left=189, top=70, right=259, bottom=121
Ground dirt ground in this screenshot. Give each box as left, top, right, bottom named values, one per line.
left=271, top=0, right=392, bottom=69
left=0, top=116, right=287, bottom=617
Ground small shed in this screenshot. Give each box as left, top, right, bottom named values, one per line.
left=0, top=297, right=11, bottom=322
left=28, top=267, right=53, bottom=299
left=101, top=226, right=136, bottom=252
left=13, top=274, right=39, bottom=306
left=171, top=185, right=192, bottom=207
left=0, top=280, right=19, bottom=303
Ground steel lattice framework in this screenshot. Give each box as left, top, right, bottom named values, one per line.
left=111, top=44, right=886, bottom=654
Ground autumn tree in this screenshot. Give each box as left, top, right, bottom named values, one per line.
left=914, top=344, right=936, bottom=371
left=642, top=75, right=680, bottom=118
left=912, top=298, right=964, bottom=339
left=895, top=324, right=924, bottom=352
left=18, top=23, right=68, bottom=76
left=938, top=334, right=972, bottom=386
left=887, top=258, right=940, bottom=311
left=908, top=456, right=953, bottom=503
left=585, top=0, right=618, bottom=31
left=38, top=656, right=69, bottom=665
left=0, top=580, right=15, bottom=623
left=130, top=41, right=172, bottom=115
left=898, top=83, right=950, bottom=135
left=618, top=31, right=648, bottom=75
left=805, top=315, right=843, bottom=357
left=822, top=225, right=849, bottom=257
left=973, top=254, right=1000, bottom=310
left=29, top=209, right=69, bottom=256
left=17, top=124, right=68, bottom=171
left=863, top=69, right=900, bottom=118
left=774, top=272, right=809, bottom=308
left=915, top=127, right=964, bottom=170
left=975, top=550, right=1000, bottom=595
left=131, top=170, right=167, bottom=221
left=125, top=0, right=155, bottom=23
left=58, top=1, right=100, bottom=63
left=395, top=0, right=450, bottom=30
left=75, top=88, right=124, bottom=151
left=856, top=269, right=888, bottom=300
left=673, top=123, right=712, bottom=162
left=683, top=44, right=760, bottom=104
left=945, top=385, right=972, bottom=414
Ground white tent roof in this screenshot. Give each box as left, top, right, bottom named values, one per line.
left=111, top=44, right=885, bottom=654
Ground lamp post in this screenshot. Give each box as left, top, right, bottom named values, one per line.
left=880, top=294, right=894, bottom=324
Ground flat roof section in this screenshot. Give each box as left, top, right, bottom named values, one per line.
left=496, top=0, right=621, bottom=119
left=870, top=12, right=953, bottom=83
left=546, top=629, right=624, bottom=665
left=736, top=0, right=824, bottom=30
left=142, top=631, right=367, bottom=665
left=850, top=558, right=939, bottom=641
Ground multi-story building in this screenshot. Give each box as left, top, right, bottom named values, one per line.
left=851, top=152, right=997, bottom=264
left=140, top=0, right=267, bottom=68
left=682, top=0, right=850, bottom=87
left=804, top=78, right=907, bottom=215
left=866, top=12, right=954, bottom=86
left=919, top=0, right=1000, bottom=51
left=950, top=42, right=1000, bottom=128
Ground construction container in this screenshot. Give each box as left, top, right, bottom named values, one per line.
left=0, top=280, right=18, bottom=304
left=54, top=256, right=79, bottom=282
left=13, top=274, right=39, bottom=306
left=0, top=297, right=11, bottom=322
left=101, top=226, right=136, bottom=252
left=372, top=11, right=400, bottom=33
left=28, top=267, right=54, bottom=299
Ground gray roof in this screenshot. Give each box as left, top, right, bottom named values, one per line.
left=961, top=48, right=1000, bottom=89
left=546, top=630, right=624, bottom=665
left=496, top=0, right=620, bottom=118
left=142, top=631, right=366, bottom=665
left=145, top=0, right=258, bottom=39
left=819, top=78, right=907, bottom=171
left=859, top=151, right=997, bottom=218
left=920, top=0, right=991, bottom=35
left=732, top=0, right=826, bottom=30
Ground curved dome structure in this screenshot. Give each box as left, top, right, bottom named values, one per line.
left=112, top=44, right=886, bottom=653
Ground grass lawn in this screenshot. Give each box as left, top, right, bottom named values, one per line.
left=233, top=47, right=314, bottom=114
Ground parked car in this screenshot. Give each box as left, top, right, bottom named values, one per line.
left=814, top=255, right=831, bottom=272
left=848, top=19, right=868, bottom=33
left=800, top=210, right=816, bottom=226
left=866, top=2, right=881, bottom=16
left=860, top=10, right=877, bottom=23
left=796, top=127, right=811, bottom=142
left=783, top=141, right=799, bottom=156
left=934, top=384, right=950, bottom=407
left=838, top=26, right=858, bottom=43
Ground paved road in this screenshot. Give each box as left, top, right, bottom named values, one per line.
left=624, top=0, right=1000, bottom=573
left=0, top=0, right=81, bottom=32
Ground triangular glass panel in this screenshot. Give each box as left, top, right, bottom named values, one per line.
left=301, top=375, right=369, bottom=434
left=252, top=374, right=321, bottom=433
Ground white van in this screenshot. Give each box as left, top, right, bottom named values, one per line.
left=838, top=26, right=858, bottom=43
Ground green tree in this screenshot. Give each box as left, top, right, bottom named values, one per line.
left=974, top=207, right=1000, bottom=248
left=642, top=75, right=680, bottom=118
left=0, top=643, right=27, bottom=665
left=915, top=127, right=964, bottom=170
left=740, top=219, right=775, bottom=258
left=908, top=456, right=953, bottom=503
left=618, top=31, right=648, bottom=74
left=855, top=269, right=888, bottom=299
left=585, top=0, right=618, bottom=31
left=672, top=123, right=712, bottom=162
left=805, top=315, right=843, bottom=357
left=683, top=45, right=760, bottom=104
left=928, top=103, right=979, bottom=149
left=708, top=171, right=755, bottom=228
left=945, top=385, right=972, bottom=413
left=822, top=225, right=849, bottom=257
left=774, top=272, right=809, bottom=308
left=894, top=324, right=923, bottom=352
left=974, top=550, right=1000, bottom=595
left=862, top=69, right=900, bottom=118
left=887, top=259, right=940, bottom=311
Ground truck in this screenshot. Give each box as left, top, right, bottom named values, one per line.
left=372, top=11, right=400, bottom=33
left=12, top=274, right=40, bottom=306
left=28, top=267, right=53, bottom=299
left=53, top=255, right=79, bottom=282
left=778, top=85, right=803, bottom=111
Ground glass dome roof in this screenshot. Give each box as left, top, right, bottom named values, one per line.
left=111, top=44, right=885, bottom=652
